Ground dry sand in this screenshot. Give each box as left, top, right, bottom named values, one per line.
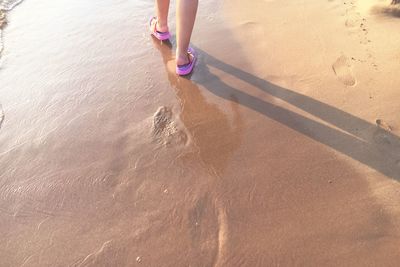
left=0, top=0, right=400, bottom=266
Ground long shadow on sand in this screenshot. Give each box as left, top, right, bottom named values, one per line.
left=154, top=41, right=400, bottom=181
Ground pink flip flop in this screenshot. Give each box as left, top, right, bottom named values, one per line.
left=149, top=17, right=171, bottom=41
left=176, top=47, right=197, bottom=76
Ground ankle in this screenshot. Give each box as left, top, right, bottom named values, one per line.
left=156, top=21, right=168, bottom=32
left=176, top=51, right=189, bottom=66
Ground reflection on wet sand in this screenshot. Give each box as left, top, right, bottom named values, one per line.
left=153, top=39, right=244, bottom=177
left=152, top=40, right=244, bottom=266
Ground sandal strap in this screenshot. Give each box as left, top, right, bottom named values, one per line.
left=150, top=17, right=169, bottom=34
left=150, top=17, right=157, bottom=34
left=178, top=51, right=195, bottom=68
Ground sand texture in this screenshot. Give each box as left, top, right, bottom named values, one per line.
left=0, top=0, right=400, bottom=266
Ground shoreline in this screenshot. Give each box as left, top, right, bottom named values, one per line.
left=0, top=0, right=24, bottom=59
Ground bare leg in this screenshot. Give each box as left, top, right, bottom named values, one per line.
left=155, top=0, right=170, bottom=32
left=176, top=0, right=198, bottom=65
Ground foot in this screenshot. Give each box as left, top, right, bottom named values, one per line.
left=176, top=52, right=194, bottom=66
left=149, top=17, right=171, bottom=41
left=176, top=47, right=197, bottom=76
left=150, top=17, right=169, bottom=33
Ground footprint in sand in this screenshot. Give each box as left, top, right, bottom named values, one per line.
left=152, top=106, right=188, bottom=146
left=332, top=55, right=357, bottom=86
left=376, top=119, right=392, bottom=132
left=343, top=1, right=377, bottom=67
left=239, top=21, right=265, bottom=40
left=345, top=5, right=359, bottom=27
left=373, top=119, right=394, bottom=145
left=187, top=194, right=227, bottom=266
left=345, top=18, right=357, bottom=27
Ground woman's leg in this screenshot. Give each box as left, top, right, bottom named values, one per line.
left=155, top=0, right=170, bottom=32
left=176, top=0, right=198, bottom=65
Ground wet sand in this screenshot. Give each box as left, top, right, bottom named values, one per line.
left=1, top=0, right=400, bottom=266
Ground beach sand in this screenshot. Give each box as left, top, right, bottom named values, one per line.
left=1, top=0, right=400, bottom=266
